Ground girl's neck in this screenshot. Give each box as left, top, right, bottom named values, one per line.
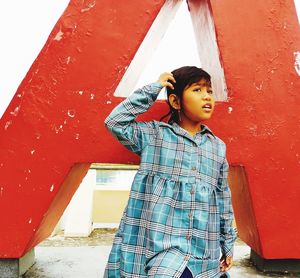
left=177, top=118, right=202, bottom=137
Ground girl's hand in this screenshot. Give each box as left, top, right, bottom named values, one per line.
left=220, top=255, right=233, bottom=272
left=157, top=72, right=176, bottom=90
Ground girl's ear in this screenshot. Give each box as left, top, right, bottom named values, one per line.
left=168, top=94, right=181, bottom=110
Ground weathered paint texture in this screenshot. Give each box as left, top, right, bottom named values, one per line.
left=0, top=0, right=299, bottom=261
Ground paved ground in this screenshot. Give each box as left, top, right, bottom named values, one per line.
left=23, top=229, right=299, bottom=278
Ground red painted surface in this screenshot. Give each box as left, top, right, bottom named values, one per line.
left=0, top=0, right=299, bottom=260
left=197, top=0, right=300, bottom=258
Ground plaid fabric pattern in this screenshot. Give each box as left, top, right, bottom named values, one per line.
left=103, top=82, right=237, bottom=278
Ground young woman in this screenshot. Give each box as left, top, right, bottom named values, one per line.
left=103, top=66, right=237, bottom=278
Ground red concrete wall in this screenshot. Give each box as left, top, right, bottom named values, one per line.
left=205, top=0, right=300, bottom=258
left=0, top=0, right=299, bottom=259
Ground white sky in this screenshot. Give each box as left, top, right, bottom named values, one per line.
left=0, top=0, right=299, bottom=119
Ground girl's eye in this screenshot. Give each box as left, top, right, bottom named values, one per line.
left=193, top=88, right=213, bottom=95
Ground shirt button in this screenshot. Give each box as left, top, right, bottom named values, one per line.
left=188, top=213, right=193, bottom=219
left=190, top=188, right=195, bottom=194
left=186, top=235, right=191, bottom=240
left=184, top=255, right=190, bottom=261
left=192, top=166, right=197, bottom=171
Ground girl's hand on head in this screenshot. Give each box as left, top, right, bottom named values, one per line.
left=157, top=72, right=176, bottom=90
left=219, top=255, right=233, bottom=272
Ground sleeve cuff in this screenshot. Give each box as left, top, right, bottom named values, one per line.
left=143, top=82, right=164, bottom=102
left=221, top=244, right=234, bottom=257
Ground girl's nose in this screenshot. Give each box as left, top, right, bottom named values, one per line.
left=202, top=91, right=211, bottom=100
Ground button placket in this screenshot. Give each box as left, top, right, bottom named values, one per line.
left=187, top=184, right=196, bottom=243
left=191, top=146, right=198, bottom=174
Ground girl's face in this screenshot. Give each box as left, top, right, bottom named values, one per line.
left=181, top=78, right=215, bottom=122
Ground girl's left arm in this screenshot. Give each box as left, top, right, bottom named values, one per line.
left=217, top=147, right=237, bottom=257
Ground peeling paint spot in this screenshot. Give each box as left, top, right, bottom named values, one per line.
left=0, top=163, right=3, bottom=167
left=294, top=52, right=300, bottom=76
left=28, top=218, right=32, bottom=224
left=54, top=30, right=64, bottom=41
left=0, top=187, right=3, bottom=197
left=254, top=81, right=264, bottom=91
left=228, top=107, right=233, bottom=114
left=90, top=93, right=95, bottom=100
left=10, top=106, right=20, bottom=116
left=78, top=90, right=84, bottom=95
left=66, top=56, right=71, bottom=64
left=50, top=184, right=54, bottom=192
left=54, top=124, right=64, bottom=134
left=67, top=109, right=76, bottom=118
left=31, top=150, right=35, bottom=155
left=36, top=133, right=41, bottom=139
left=228, top=137, right=236, bottom=143
left=106, top=100, right=112, bottom=104
left=248, top=124, right=258, bottom=135
left=75, top=133, right=80, bottom=140
left=24, top=169, right=31, bottom=181
left=51, top=77, right=58, bottom=85
left=81, top=0, right=96, bottom=13
left=85, top=30, right=93, bottom=37
left=4, top=120, right=12, bottom=130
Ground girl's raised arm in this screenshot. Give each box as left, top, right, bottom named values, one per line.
left=104, top=82, right=163, bottom=155
left=104, top=73, right=175, bottom=156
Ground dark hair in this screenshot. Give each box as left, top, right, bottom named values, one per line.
left=159, top=66, right=211, bottom=124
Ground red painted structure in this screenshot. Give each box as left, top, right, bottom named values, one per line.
left=0, top=0, right=299, bottom=260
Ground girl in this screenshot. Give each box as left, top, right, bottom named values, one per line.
left=103, top=66, right=237, bottom=278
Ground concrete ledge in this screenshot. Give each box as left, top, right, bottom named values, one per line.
left=250, top=249, right=300, bottom=274
left=0, top=248, right=35, bottom=278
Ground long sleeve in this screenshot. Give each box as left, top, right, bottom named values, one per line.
left=104, top=82, right=163, bottom=156
left=217, top=151, right=237, bottom=257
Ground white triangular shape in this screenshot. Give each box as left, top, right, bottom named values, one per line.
left=114, top=0, right=228, bottom=101
left=134, top=1, right=201, bottom=100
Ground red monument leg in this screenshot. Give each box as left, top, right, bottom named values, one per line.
left=188, top=0, right=300, bottom=273
left=0, top=0, right=167, bottom=260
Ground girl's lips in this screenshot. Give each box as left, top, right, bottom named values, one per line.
left=202, top=103, right=212, bottom=109
left=202, top=103, right=212, bottom=112
left=202, top=107, right=212, bottom=112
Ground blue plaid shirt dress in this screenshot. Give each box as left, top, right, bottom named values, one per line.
left=103, top=82, right=237, bottom=278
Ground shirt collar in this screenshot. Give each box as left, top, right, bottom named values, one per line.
left=157, top=120, right=216, bottom=140
left=171, top=121, right=216, bottom=139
